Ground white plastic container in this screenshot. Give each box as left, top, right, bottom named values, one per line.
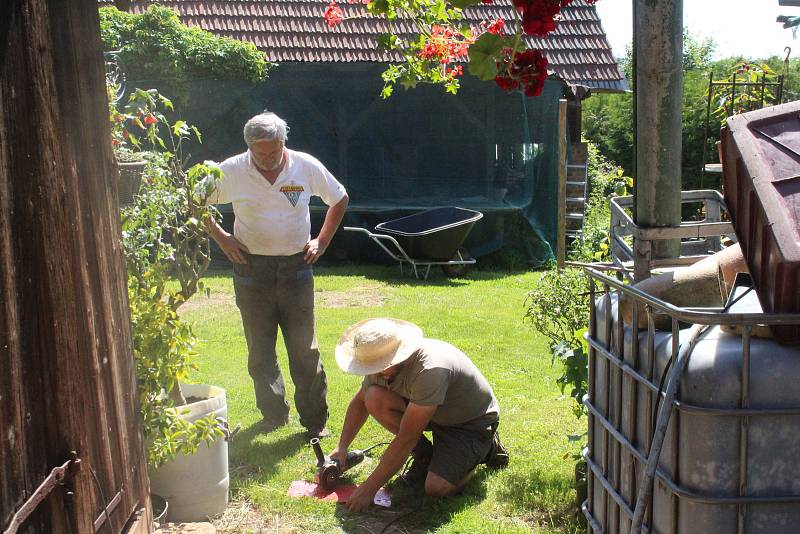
left=148, top=384, right=229, bottom=522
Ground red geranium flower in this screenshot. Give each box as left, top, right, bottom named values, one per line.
left=143, top=115, right=158, bottom=125
left=485, top=19, right=505, bottom=35
left=494, top=47, right=549, bottom=97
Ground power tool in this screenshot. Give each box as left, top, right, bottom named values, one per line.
left=310, top=438, right=387, bottom=490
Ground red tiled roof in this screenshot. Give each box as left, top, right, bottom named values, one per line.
left=101, top=0, right=627, bottom=91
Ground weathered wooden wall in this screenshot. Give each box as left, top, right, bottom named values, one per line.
left=1, top=1, right=150, bottom=532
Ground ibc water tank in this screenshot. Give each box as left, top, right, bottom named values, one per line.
left=584, top=289, right=800, bottom=534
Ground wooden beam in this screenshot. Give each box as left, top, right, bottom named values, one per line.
left=557, top=99, right=568, bottom=270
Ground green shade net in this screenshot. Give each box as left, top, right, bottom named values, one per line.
left=130, top=64, right=563, bottom=266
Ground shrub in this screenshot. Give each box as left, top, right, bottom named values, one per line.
left=100, top=5, right=270, bottom=100
left=524, top=268, right=589, bottom=417
left=115, top=87, right=224, bottom=467
left=571, top=143, right=631, bottom=263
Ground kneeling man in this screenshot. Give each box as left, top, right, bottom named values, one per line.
left=331, top=318, right=509, bottom=512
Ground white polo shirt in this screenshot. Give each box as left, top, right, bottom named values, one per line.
left=207, top=149, right=347, bottom=256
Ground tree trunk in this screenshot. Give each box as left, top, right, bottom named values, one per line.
left=1, top=1, right=150, bottom=533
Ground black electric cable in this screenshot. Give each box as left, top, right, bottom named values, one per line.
left=361, top=442, right=392, bottom=455
left=378, top=494, right=426, bottom=534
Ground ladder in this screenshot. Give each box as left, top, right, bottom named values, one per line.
left=565, top=144, right=589, bottom=246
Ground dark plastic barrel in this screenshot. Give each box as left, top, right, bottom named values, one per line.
left=375, top=207, right=483, bottom=261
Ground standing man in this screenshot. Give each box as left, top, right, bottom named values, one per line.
left=330, top=318, right=509, bottom=512
left=205, top=112, right=348, bottom=439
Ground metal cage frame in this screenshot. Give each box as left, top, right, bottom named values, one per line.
left=582, top=267, right=800, bottom=534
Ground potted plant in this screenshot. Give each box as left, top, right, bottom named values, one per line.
left=108, top=83, right=149, bottom=206
left=113, top=87, right=229, bottom=521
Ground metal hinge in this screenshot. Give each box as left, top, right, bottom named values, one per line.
left=3, top=453, right=82, bottom=534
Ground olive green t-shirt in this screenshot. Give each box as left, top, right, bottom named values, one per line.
left=362, top=338, right=499, bottom=426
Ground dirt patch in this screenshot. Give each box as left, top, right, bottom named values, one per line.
left=345, top=514, right=429, bottom=534
left=178, top=291, right=237, bottom=315
left=208, top=499, right=427, bottom=534
left=212, top=498, right=300, bottom=533
left=178, top=284, right=388, bottom=314
left=317, top=284, right=388, bottom=308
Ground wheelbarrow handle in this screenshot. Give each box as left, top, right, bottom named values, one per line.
left=343, top=227, right=412, bottom=263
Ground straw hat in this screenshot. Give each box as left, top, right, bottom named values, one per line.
left=335, top=318, right=423, bottom=376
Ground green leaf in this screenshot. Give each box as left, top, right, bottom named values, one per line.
left=450, top=0, right=482, bottom=9
left=172, top=120, right=187, bottom=136
left=367, top=0, right=390, bottom=15
left=467, top=33, right=504, bottom=81
left=376, top=33, right=398, bottom=51
left=399, top=76, right=419, bottom=90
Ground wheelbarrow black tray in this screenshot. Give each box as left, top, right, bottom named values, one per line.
left=374, top=207, right=483, bottom=261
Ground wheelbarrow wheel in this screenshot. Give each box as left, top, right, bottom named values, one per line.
left=441, top=247, right=472, bottom=278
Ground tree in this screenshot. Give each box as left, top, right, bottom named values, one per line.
left=2, top=1, right=149, bottom=531
left=583, top=29, right=720, bottom=185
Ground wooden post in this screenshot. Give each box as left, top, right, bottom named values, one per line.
left=557, top=99, right=568, bottom=270
left=1, top=1, right=150, bottom=532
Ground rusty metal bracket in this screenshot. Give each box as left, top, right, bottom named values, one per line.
left=3, top=455, right=82, bottom=534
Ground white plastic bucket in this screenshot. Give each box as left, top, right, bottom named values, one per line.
left=148, top=384, right=229, bottom=522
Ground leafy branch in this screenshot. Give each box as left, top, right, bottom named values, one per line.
left=325, top=0, right=599, bottom=97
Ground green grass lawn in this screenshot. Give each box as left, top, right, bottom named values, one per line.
left=181, top=264, right=586, bottom=533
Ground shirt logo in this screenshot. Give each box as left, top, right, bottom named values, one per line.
left=279, top=185, right=304, bottom=207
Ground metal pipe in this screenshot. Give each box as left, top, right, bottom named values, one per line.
left=603, top=284, right=613, bottom=529
left=631, top=324, right=708, bottom=534
left=671, top=317, right=680, bottom=534
left=633, top=0, right=683, bottom=273
left=587, top=276, right=597, bottom=527
left=310, top=438, right=326, bottom=467
left=737, top=326, right=752, bottom=534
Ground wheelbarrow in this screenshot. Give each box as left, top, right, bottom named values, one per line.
left=344, top=207, right=483, bottom=280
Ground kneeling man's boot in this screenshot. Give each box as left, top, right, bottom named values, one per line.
left=398, top=435, right=433, bottom=487
left=484, top=431, right=509, bottom=469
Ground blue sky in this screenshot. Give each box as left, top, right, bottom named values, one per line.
left=595, top=0, right=800, bottom=60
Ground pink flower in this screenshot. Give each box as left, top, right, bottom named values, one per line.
left=324, top=1, right=344, bottom=27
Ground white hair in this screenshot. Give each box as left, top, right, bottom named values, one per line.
left=243, top=112, right=289, bottom=146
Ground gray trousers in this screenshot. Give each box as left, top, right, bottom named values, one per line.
left=233, top=252, right=328, bottom=429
